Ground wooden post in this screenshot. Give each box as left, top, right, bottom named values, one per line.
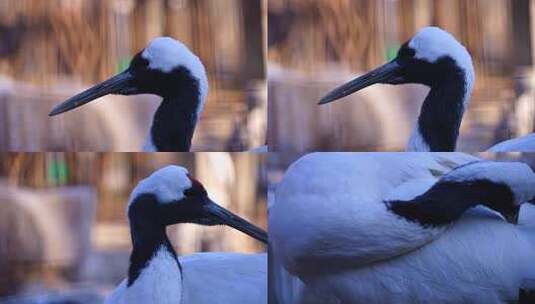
left=532, top=0, right=535, bottom=63
left=433, top=0, right=461, bottom=37
left=511, top=0, right=533, bottom=67
left=241, top=0, right=266, bottom=81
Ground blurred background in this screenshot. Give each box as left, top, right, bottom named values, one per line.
left=268, top=0, right=535, bottom=152
left=0, top=152, right=267, bottom=303
left=0, top=0, right=266, bottom=151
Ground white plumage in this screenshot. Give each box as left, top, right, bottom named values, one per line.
left=409, top=27, right=475, bottom=83
left=270, top=153, right=535, bottom=303
left=107, top=252, right=267, bottom=304
left=440, top=161, right=535, bottom=202
left=300, top=206, right=535, bottom=303
left=128, top=166, right=191, bottom=206
left=106, top=165, right=267, bottom=304
left=106, top=246, right=182, bottom=304
left=180, top=253, right=267, bottom=303
left=488, top=134, right=535, bottom=152
left=141, top=37, right=209, bottom=118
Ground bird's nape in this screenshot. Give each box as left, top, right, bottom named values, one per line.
left=318, top=60, right=403, bottom=105
left=48, top=70, right=135, bottom=116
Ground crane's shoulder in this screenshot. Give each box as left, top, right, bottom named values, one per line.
left=488, top=133, right=535, bottom=152
left=179, top=252, right=266, bottom=273
left=180, top=252, right=267, bottom=304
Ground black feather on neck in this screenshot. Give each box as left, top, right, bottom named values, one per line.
left=416, top=57, right=468, bottom=152
left=387, top=180, right=514, bottom=227
left=127, top=193, right=181, bottom=286
left=149, top=66, right=202, bottom=152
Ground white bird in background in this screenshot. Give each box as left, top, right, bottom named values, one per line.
left=270, top=153, right=535, bottom=303
left=106, top=166, right=267, bottom=304
left=487, top=134, right=535, bottom=152
left=49, top=37, right=208, bottom=152
left=319, top=27, right=535, bottom=152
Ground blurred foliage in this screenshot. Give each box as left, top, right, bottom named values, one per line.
left=0, top=153, right=266, bottom=223
left=47, top=159, right=69, bottom=186
left=0, top=0, right=267, bottom=151
left=268, top=0, right=535, bottom=151
left=0, top=0, right=265, bottom=89
left=268, top=0, right=527, bottom=91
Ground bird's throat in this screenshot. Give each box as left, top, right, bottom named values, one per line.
left=149, top=94, right=200, bottom=152
left=409, top=72, right=470, bottom=152
left=127, top=195, right=181, bottom=287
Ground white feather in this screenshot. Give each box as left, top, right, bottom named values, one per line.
left=270, top=153, right=535, bottom=303
left=301, top=207, right=535, bottom=303
left=181, top=253, right=267, bottom=304
left=106, top=252, right=267, bottom=304
left=142, top=132, right=157, bottom=152
left=105, top=246, right=182, bottom=304
left=142, top=37, right=208, bottom=117
left=441, top=161, right=535, bottom=204
left=406, top=128, right=431, bottom=152
left=270, top=153, right=475, bottom=275
left=487, top=134, right=535, bottom=152
left=409, top=27, right=475, bottom=99
left=129, top=165, right=191, bottom=207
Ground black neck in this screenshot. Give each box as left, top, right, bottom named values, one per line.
left=387, top=180, right=514, bottom=227
left=127, top=194, right=180, bottom=286
left=417, top=69, right=467, bottom=152
left=150, top=95, right=199, bottom=152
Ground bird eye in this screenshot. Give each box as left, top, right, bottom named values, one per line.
left=397, top=44, right=415, bottom=62
left=184, top=187, right=197, bottom=197
left=185, top=174, right=208, bottom=197
left=129, top=52, right=150, bottom=71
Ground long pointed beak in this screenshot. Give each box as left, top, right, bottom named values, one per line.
left=49, top=70, right=134, bottom=116
left=319, top=60, right=402, bottom=105
left=204, top=200, right=267, bottom=244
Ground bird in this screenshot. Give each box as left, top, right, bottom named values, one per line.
left=318, top=26, right=535, bottom=152
left=49, top=37, right=209, bottom=152
left=106, top=165, right=267, bottom=304
left=487, top=134, right=535, bottom=152
left=269, top=153, right=535, bottom=303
